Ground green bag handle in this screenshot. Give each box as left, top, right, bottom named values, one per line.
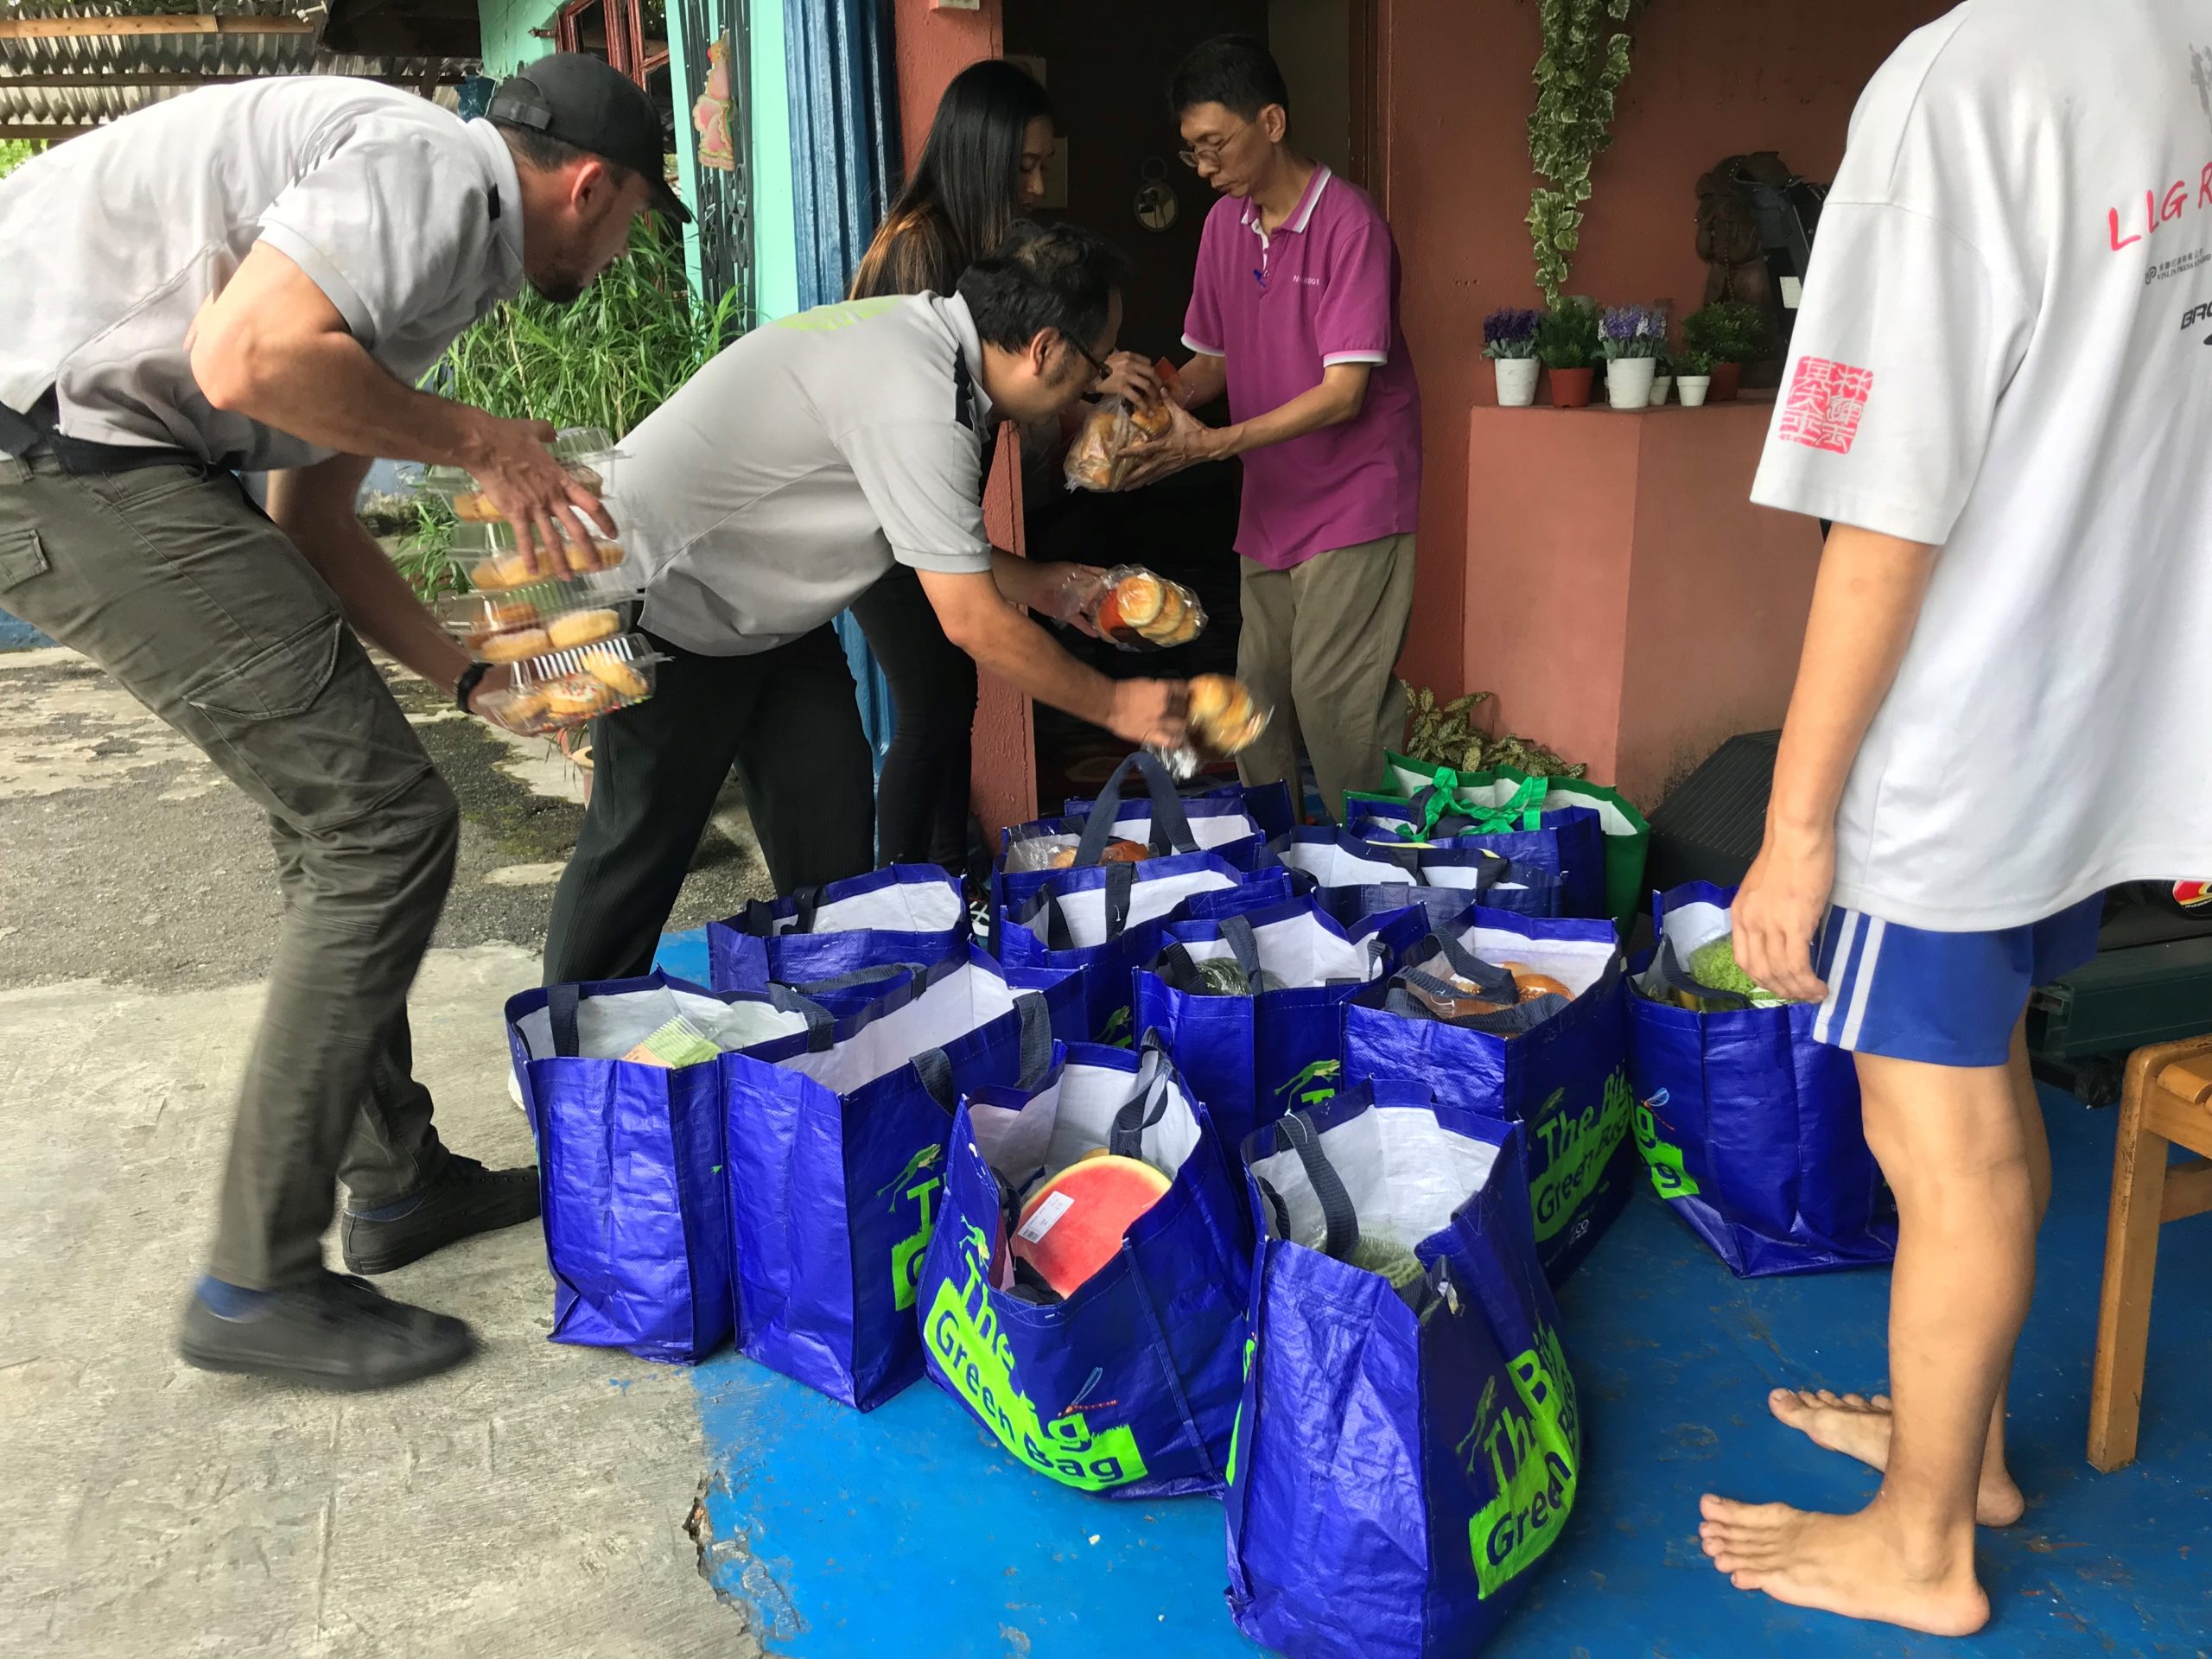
left=1452, top=772, right=1549, bottom=835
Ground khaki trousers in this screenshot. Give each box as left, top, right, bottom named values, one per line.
left=1234, top=532, right=1416, bottom=822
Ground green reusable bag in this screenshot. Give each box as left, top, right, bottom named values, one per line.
left=1376, top=752, right=1649, bottom=928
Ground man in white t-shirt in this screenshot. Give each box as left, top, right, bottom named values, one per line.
left=1707, top=0, right=2212, bottom=1636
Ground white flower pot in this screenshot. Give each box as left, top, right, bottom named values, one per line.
left=1676, top=375, right=1712, bottom=408
left=1605, top=358, right=1656, bottom=410
left=1492, top=358, right=1540, bottom=408
left=1649, top=374, right=1673, bottom=407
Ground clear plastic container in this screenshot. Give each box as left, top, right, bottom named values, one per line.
left=411, top=426, right=623, bottom=522
left=436, top=589, right=640, bottom=663
left=486, top=633, right=663, bottom=732
left=451, top=520, right=631, bottom=591
left=1080, top=564, right=1207, bottom=652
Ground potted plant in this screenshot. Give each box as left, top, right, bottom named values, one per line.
left=1535, top=298, right=1600, bottom=408
left=1482, top=308, right=1544, bottom=407
left=1681, top=300, right=1766, bottom=402
left=1599, top=304, right=1665, bottom=410
left=1649, top=348, right=1674, bottom=407
left=1673, top=346, right=1713, bottom=407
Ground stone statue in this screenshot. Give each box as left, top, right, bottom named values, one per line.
left=1694, top=152, right=1793, bottom=388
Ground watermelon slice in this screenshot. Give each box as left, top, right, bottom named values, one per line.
left=1009, top=1155, right=1172, bottom=1297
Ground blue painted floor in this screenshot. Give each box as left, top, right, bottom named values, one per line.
left=656, top=929, right=2212, bottom=1658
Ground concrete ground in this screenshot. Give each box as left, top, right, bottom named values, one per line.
left=0, top=646, right=773, bottom=1657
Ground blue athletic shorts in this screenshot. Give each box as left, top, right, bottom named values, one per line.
left=1809, top=895, right=2103, bottom=1067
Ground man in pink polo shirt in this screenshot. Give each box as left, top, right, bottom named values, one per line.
left=1118, top=34, right=1421, bottom=821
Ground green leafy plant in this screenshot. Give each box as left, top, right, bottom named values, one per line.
left=1399, top=684, right=1588, bottom=779
left=437, top=215, right=743, bottom=435
left=389, top=216, right=743, bottom=602
left=1671, top=346, right=1714, bottom=375
left=0, top=138, right=42, bottom=183
left=1526, top=0, right=1653, bottom=305
left=1534, top=298, right=1601, bottom=371
left=1681, top=299, right=1767, bottom=366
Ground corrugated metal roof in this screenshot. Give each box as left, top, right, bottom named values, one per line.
left=1, top=3, right=471, bottom=135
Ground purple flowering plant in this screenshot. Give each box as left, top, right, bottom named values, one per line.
left=1599, top=303, right=1667, bottom=361
left=1481, top=307, right=1544, bottom=361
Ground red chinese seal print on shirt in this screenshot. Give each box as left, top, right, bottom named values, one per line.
left=1777, top=356, right=1877, bottom=454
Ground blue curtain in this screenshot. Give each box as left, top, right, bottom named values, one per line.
left=785, top=0, right=902, bottom=778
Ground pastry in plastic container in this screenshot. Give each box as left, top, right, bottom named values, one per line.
left=1186, top=673, right=1268, bottom=755
left=507, top=631, right=663, bottom=729
left=1084, top=565, right=1206, bottom=650
left=451, top=520, right=629, bottom=593
left=415, top=426, right=622, bottom=522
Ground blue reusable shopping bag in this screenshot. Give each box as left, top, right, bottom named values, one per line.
left=1266, top=825, right=1562, bottom=921
left=1133, top=898, right=1426, bottom=1150
left=1067, top=776, right=1299, bottom=844
left=1226, top=1082, right=1582, bottom=1659
left=505, top=973, right=827, bottom=1363
left=1344, top=797, right=1608, bottom=922
left=721, top=948, right=1083, bottom=1409
left=999, top=854, right=1294, bottom=1045
left=1344, top=907, right=1635, bottom=1284
left=1626, top=883, right=1896, bottom=1277
left=996, top=753, right=1270, bottom=950
left=915, top=1037, right=1255, bottom=1497
left=706, top=863, right=967, bottom=1014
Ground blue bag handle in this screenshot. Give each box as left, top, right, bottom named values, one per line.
left=1108, top=1034, right=1175, bottom=1160
left=740, top=885, right=823, bottom=938
left=912, top=990, right=1056, bottom=1115
left=784, top=962, right=925, bottom=999
left=548, top=981, right=582, bottom=1058
left=1039, top=861, right=1138, bottom=952
left=1652, top=933, right=1752, bottom=1011
left=1414, top=930, right=1518, bottom=1000
left=1261, top=1110, right=1359, bottom=1259
left=764, top=982, right=836, bottom=1050
left=1075, top=752, right=1197, bottom=866
left=1384, top=978, right=1572, bottom=1033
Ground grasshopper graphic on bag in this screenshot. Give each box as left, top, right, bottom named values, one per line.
left=883, top=1143, right=944, bottom=1312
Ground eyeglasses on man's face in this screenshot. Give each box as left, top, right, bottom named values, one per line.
left=1179, top=117, right=1253, bottom=171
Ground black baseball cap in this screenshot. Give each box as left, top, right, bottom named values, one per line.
left=487, top=53, right=692, bottom=224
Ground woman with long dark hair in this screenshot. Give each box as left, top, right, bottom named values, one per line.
left=848, top=60, right=1056, bottom=872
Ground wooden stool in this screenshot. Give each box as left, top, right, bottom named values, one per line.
left=2088, top=1037, right=2212, bottom=1471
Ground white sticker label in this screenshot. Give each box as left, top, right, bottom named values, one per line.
left=1780, top=276, right=1803, bottom=308
left=1017, top=1190, right=1076, bottom=1243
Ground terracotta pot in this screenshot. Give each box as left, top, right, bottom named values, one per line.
left=1710, top=361, right=1742, bottom=402
left=1492, top=357, right=1540, bottom=407
left=1548, top=366, right=1595, bottom=409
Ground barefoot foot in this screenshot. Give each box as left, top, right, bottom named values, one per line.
left=1767, top=1388, right=2026, bottom=1528
left=1697, top=1493, right=1990, bottom=1636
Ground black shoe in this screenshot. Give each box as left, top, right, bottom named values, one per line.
left=340, top=1156, right=542, bottom=1276
left=179, top=1273, right=474, bottom=1391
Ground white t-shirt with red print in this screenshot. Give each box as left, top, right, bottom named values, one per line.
left=1751, top=0, right=2212, bottom=932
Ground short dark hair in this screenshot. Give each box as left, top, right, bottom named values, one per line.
left=957, top=220, right=1131, bottom=354
left=1169, top=35, right=1289, bottom=121
left=495, top=120, right=639, bottom=191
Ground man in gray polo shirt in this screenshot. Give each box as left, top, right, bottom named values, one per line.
left=543, top=222, right=1188, bottom=986
left=0, top=55, right=678, bottom=1389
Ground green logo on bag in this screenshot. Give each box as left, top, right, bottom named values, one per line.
left=1098, top=1005, right=1135, bottom=1048
left=1465, top=1322, right=1580, bottom=1598
left=1224, top=1333, right=1258, bottom=1487
left=1274, top=1058, right=1341, bottom=1109
left=925, top=1225, right=1149, bottom=1490
left=1527, top=1071, right=1633, bottom=1242
left=1631, top=1087, right=1701, bottom=1201
left=881, top=1143, right=944, bottom=1312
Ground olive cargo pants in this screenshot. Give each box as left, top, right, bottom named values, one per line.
left=0, top=453, right=454, bottom=1289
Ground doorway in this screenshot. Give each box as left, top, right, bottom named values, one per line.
left=999, top=0, right=1371, bottom=806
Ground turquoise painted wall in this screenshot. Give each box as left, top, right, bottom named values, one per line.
left=748, top=0, right=798, bottom=322
left=478, top=0, right=556, bottom=75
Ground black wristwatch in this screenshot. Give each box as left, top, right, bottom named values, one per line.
left=454, top=660, right=492, bottom=714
